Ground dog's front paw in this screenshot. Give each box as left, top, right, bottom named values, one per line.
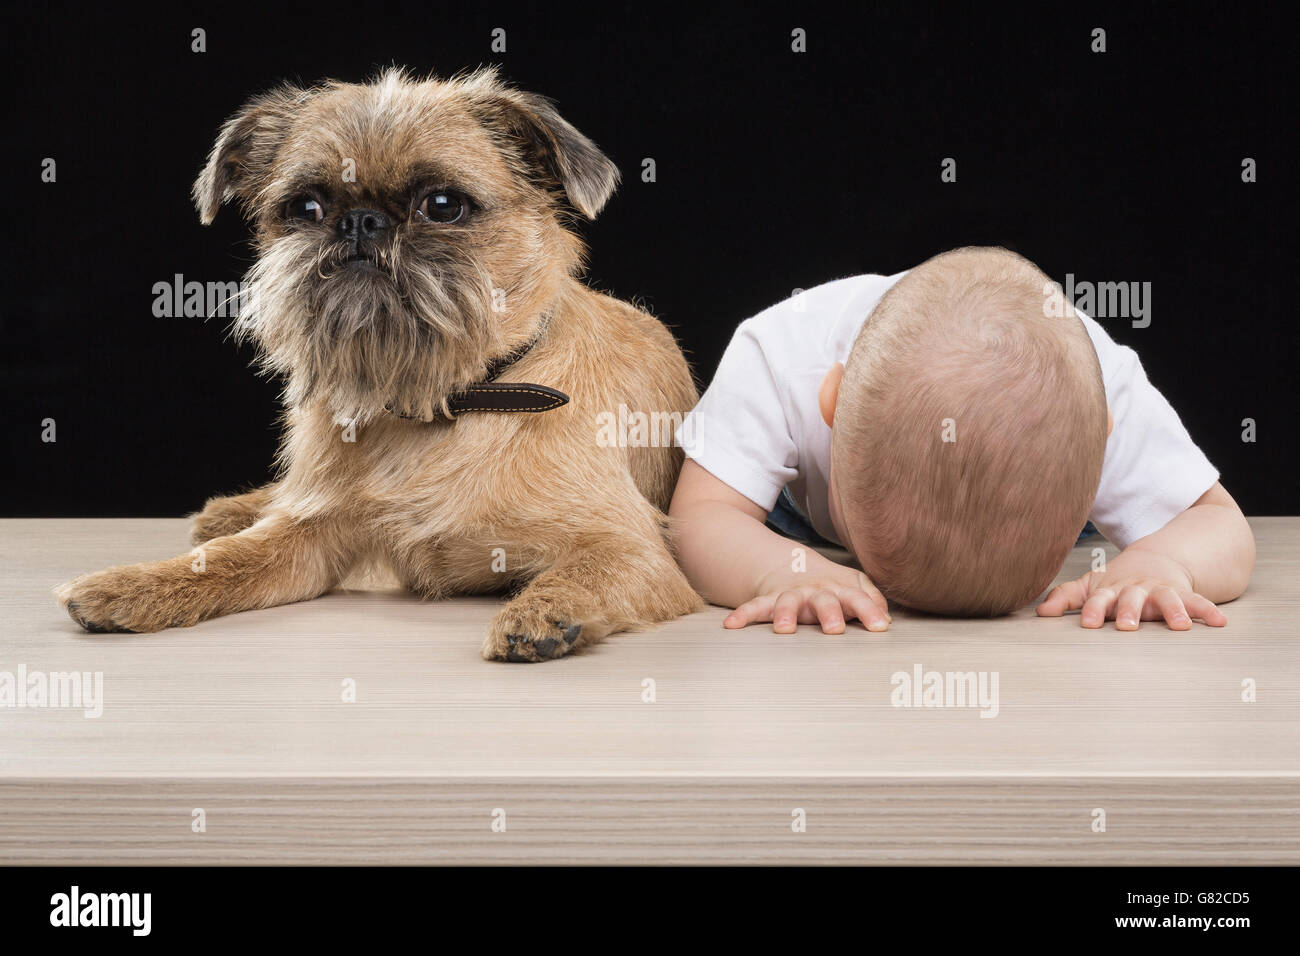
left=483, top=601, right=584, bottom=662
left=53, top=564, right=193, bottom=634
left=189, top=492, right=264, bottom=545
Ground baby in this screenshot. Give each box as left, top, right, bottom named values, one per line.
left=669, top=247, right=1255, bottom=632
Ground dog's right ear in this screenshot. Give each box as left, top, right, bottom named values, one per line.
left=460, top=69, right=620, bottom=220
left=192, top=84, right=310, bottom=224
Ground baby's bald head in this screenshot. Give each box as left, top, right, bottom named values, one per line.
left=830, top=247, right=1108, bottom=615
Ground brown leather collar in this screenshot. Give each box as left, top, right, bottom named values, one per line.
left=386, top=314, right=569, bottom=422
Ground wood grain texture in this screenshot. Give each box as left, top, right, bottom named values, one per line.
left=2, top=518, right=1297, bottom=864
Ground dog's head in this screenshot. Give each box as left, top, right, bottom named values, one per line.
left=194, top=67, right=619, bottom=420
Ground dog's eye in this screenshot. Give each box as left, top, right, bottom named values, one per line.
left=286, top=196, right=325, bottom=223
left=416, top=190, right=469, bottom=224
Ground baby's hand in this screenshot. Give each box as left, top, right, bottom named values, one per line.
left=725, top=563, right=891, bottom=634
left=1036, top=549, right=1227, bottom=630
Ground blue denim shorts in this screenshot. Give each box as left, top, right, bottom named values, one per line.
left=765, top=486, right=1098, bottom=545
left=764, top=487, right=834, bottom=546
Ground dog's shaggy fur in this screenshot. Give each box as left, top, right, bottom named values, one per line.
left=54, top=68, right=702, bottom=661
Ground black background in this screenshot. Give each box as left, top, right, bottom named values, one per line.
left=2, top=864, right=1290, bottom=943
left=5, top=1, right=1295, bottom=516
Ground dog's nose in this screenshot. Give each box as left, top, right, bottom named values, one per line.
left=337, top=208, right=391, bottom=245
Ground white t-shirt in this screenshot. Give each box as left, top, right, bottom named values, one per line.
left=676, top=272, right=1219, bottom=550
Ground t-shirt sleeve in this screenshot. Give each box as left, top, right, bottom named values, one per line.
left=1083, top=315, right=1219, bottom=549
left=675, top=318, right=798, bottom=512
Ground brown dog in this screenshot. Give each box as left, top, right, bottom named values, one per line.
left=54, top=67, right=701, bottom=661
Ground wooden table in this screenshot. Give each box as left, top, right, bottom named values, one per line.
left=1, top=518, right=1296, bottom=864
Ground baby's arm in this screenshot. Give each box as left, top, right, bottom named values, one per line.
left=669, top=460, right=890, bottom=633
left=1037, top=482, right=1254, bottom=629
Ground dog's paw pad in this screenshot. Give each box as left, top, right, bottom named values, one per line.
left=503, top=621, right=582, bottom=663
left=65, top=600, right=128, bottom=634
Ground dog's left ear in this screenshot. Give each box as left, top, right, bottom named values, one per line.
left=471, top=78, right=620, bottom=219
left=193, top=83, right=312, bottom=224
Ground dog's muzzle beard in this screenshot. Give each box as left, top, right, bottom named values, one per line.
left=237, top=239, right=497, bottom=423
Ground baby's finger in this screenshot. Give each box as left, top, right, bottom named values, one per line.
left=1080, top=587, right=1117, bottom=628
left=1181, top=591, right=1227, bottom=627
left=855, top=572, right=890, bottom=615
left=1037, top=578, right=1086, bottom=616
left=724, top=594, right=776, bottom=629
left=771, top=590, right=804, bottom=634
left=1114, top=585, right=1148, bottom=631
left=1150, top=586, right=1192, bottom=630
left=810, top=590, right=846, bottom=634
left=838, top=588, right=890, bottom=632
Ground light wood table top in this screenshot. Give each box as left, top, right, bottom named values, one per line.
left=1, top=517, right=1296, bottom=864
